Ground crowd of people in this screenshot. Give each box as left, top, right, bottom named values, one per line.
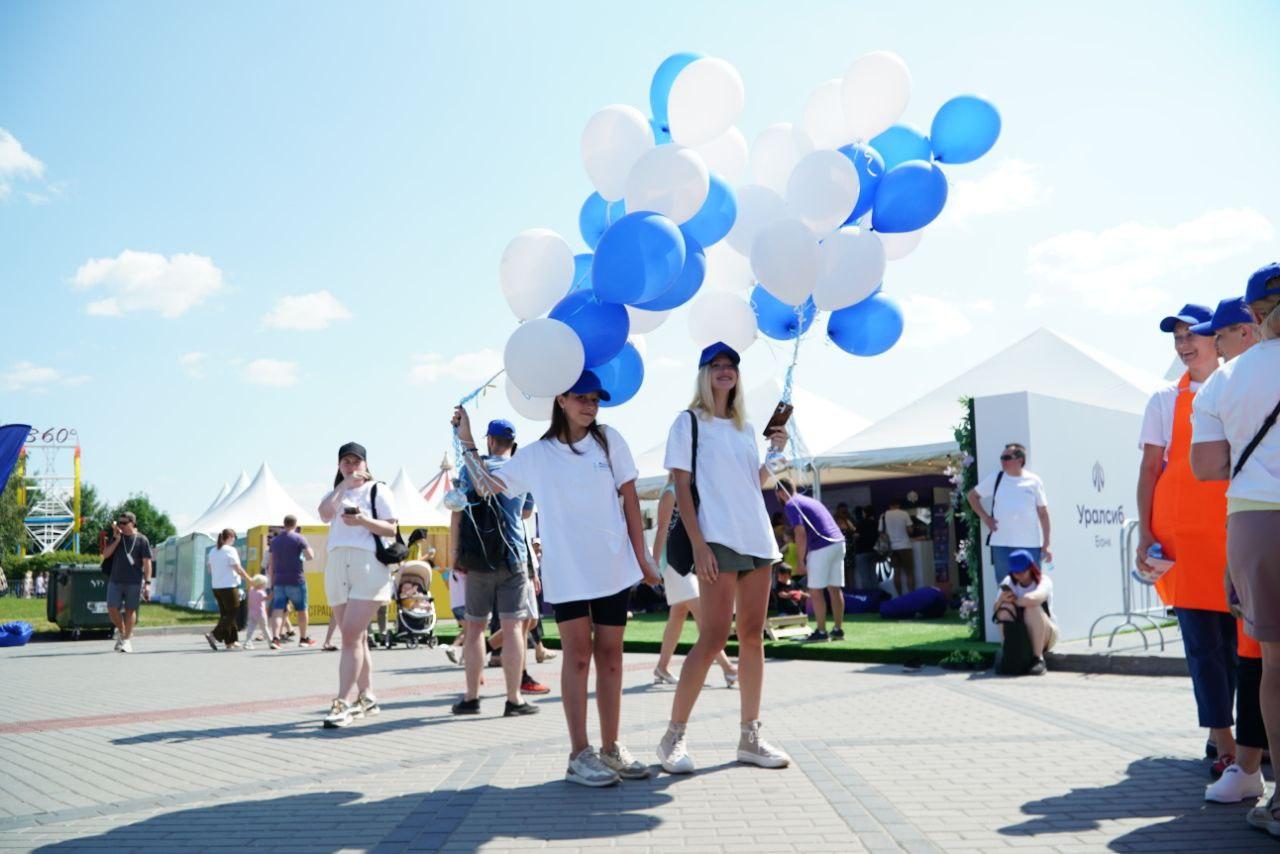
left=0, top=569, right=50, bottom=599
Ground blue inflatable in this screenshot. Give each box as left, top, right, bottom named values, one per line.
left=650, top=52, right=703, bottom=129
left=871, top=160, right=949, bottom=233
left=0, top=621, right=33, bottom=647
left=751, top=286, right=816, bottom=340
left=931, top=95, right=1001, bottom=164
left=681, top=174, right=737, bottom=248
left=838, top=143, right=884, bottom=225
left=879, top=587, right=948, bottom=620
left=579, top=194, right=628, bottom=250
left=592, top=212, right=686, bottom=306
left=594, top=341, right=645, bottom=407
left=571, top=253, right=593, bottom=292
left=869, top=124, right=931, bottom=171
left=634, top=235, right=705, bottom=311
left=548, top=291, right=630, bottom=368
left=827, top=293, right=904, bottom=357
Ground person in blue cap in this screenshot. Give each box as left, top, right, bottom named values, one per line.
left=452, top=369, right=660, bottom=788
left=991, top=549, right=1057, bottom=675
left=1191, top=297, right=1261, bottom=363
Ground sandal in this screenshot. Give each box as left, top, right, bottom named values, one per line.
left=1246, top=793, right=1280, bottom=837
left=322, top=643, right=338, bottom=651
left=723, top=669, right=738, bottom=689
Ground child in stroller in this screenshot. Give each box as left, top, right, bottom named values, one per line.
left=381, top=560, right=438, bottom=649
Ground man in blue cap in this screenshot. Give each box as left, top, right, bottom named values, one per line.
left=1191, top=297, right=1260, bottom=363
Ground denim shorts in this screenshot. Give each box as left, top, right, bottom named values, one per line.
left=106, top=581, right=141, bottom=611
left=271, top=583, right=308, bottom=612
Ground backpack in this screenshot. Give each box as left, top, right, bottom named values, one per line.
left=995, top=617, right=1035, bottom=676
left=456, top=488, right=511, bottom=573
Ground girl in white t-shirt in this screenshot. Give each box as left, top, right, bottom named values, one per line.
left=992, top=550, right=1058, bottom=674
left=205, top=528, right=249, bottom=650
left=657, top=342, right=790, bottom=775
left=452, top=369, right=660, bottom=788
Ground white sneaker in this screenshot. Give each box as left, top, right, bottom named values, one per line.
left=356, top=692, right=380, bottom=717
left=113, top=637, right=123, bottom=652
left=737, top=720, right=790, bottom=768
left=601, top=743, right=651, bottom=779
left=657, top=726, right=694, bottom=774
left=652, top=667, right=677, bottom=685
left=445, top=645, right=461, bottom=665
left=120, top=639, right=133, bottom=654
left=322, top=699, right=355, bottom=729
left=566, top=746, right=620, bottom=787
left=243, top=641, right=255, bottom=650
left=1205, top=764, right=1265, bottom=803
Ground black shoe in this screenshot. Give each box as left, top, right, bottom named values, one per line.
left=451, top=697, right=481, bottom=716
left=802, top=630, right=829, bottom=643
left=504, top=700, right=540, bottom=717
left=487, top=653, right=503, bottom=668
left=1028, top=657, right=1047, bottom=676
left=831, top=627, right=845, bottom=640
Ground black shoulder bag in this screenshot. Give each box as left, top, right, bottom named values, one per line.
left=984, top=471, right=1004, bottom=546
left=665, top=411, right=700, bottom=577
left=370, top=483, right=408, bottom=566
left=1231, top=397, right=1280, bottom=479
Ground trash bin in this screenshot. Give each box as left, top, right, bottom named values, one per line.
left=51, top=565, right=114, bottom=639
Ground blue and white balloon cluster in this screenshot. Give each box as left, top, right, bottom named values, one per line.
left=498, top=51, right=1001, bottom=415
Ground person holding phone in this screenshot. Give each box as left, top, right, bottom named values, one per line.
left=656, top=342, right=790, bottom=775
left=102, top=511, right=153, bottom=654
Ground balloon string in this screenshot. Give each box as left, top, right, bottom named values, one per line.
left=780, top=306, right=804, bottom=405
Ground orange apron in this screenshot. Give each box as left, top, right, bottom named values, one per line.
left=1150, top=372, right=1229, bottom=612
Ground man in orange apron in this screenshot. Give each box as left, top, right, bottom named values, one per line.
left=1136, top=303, right=1236, bottom=771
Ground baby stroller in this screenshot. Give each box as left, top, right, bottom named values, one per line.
left=382, top=560, right=438, bottom=650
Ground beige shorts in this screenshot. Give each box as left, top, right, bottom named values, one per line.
left=1227, top=510, right=1280, bottom=642
left=325, top=547, right=392, bottom=606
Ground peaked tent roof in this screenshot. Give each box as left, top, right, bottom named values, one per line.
left=815, top=327, right=1163, bottom=475
left=192, top=463, right=319, bottom=534
left=182, top=482, right=231, bottom=535
left=224, top=470, right=252, bottom=505
left=387, top=467, right=451, bottom=527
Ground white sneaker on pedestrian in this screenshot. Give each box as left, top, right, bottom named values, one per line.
left=657, top=725, right=694, bottom=774
left=322, top=699, right=355, bottom=729
left=243, top=641, right=255, bottom=650
left=566, top=746, right=620, bottom=787
left=356, top=692, right=380, bottom=717
left=737, top=720, right=789, bottom=768
left=601, top=742, right=651, bottom=779
left=113, top=637, right=123, bottom=652
left=445, top=645, right=461, bottom=665
left=119, top=639, right=133, bottom=654
left=1206, top=764, right=1265, bottom=803
left=652, top=666, right=677, bottom=685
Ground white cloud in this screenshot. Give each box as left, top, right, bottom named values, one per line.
left=179, top=352, right=206, bottom=378
left=408, top=349, right=503, bottom=385
left=0, top=129, right=44, bottom=200
left=2, top=361, right=90, bottom=392
left=898, top=294, right=975, bottom=349
left=1026, top=207, right=1274, bottom=314
left=73, top=250, right=225, bottom=318
left=244, top=358, right=298, bottom=387
left=262, top=290, right=352, bottom=331
left=944, top=159, right=1050, bottom=223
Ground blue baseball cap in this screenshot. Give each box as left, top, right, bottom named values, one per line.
left=567, top=370, right=611, bottom=402
left=1007, top=549, right=1038, bottom=574
left=699, top=341, right=741, bottom=367
left=1245, top=262, right=1280, bottom=304
left=1190, top=297, right=1254, bottom=336
left=1158, top=303, right=1212, bottom=333
left=485, top=419, right=515, bottom=440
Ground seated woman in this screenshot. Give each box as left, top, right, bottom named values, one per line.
left=992, top=549, right=1058, bottom=675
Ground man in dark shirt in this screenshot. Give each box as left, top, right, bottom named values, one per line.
left=102, top=511, right=153, bottom=653
left=264, top=514, right=315, bottom=648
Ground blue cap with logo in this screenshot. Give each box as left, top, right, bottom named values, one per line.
left=567, top=370, right=611, bottom=401
left=1190, top=297, right=1253, bottom=336
left=699, top=341, right=741, bottom=367
left=1007, top=549, right=1038, bottom=574
left=485, top=419, right=515, bottom=440
left=1245, top=262, right=1280, bottom=304
left=1158, top=303, right=1212, bottom=333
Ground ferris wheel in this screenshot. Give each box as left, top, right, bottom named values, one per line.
left=18, top=426, right=82, bottom=554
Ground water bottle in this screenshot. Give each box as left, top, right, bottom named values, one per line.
left=765, top=448, right=787, bottom=474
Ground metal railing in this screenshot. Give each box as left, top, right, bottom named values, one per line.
left=1087, top=518, right=1170, bottom=650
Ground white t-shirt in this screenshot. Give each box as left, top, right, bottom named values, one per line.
left=974, top=469, right=1048, bottom=548
left=1139, top=377, right=1202, bottom=461
left=325, top=480, right=398, bottom=552
left=1191, top=338, right=1280, bottom=506
left=1008, top=573, right=1054, bottom=612
left=207, top=544, right=242, bottom=589
left=881, top=509, right=913, bottom=549
left=664, top=412, right=780, bottom=562
left=494, top=425, right=642, bottom=604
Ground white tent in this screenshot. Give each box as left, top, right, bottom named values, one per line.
left=815, top=327, right=1163, bottom=480
left=634, top=377, right=871, bottom=498
left=183, top=476, right=243, bottom=535
left=193, top=462, right=319, bottom=534
left=386, top=467, right=451, bottom=527
left=224, top=470, right=252, bottom=505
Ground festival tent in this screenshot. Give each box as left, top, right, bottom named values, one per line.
left=813, top=327, right=1163, bottom=482
left=182, top=475, right=245, bottom=535
left=387, top=466, right=451, bottom=527
left=419, top=454, right=454, bottom=506
left=190, top=462, right=319, bottom=534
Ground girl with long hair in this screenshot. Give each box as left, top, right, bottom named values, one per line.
left=205, top=528, right=249, bottom=651
left=992, top=549, right=1058, bottom=673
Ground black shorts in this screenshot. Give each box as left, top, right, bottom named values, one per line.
left=551, top=586, right=630, bottom=627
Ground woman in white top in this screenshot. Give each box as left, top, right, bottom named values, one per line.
left=991, top=549, right=1058, bottom=674
left=1191, top=264, right=1280, bottom=832
left=656, top=342, right=790, bottom=774
left=452, top=369, right=661, bottom=788
left=651, top=474, right=737, bottom=687
left=205, top=528, right=249, bottom=651
left=316, top=441, right=400, bottom=729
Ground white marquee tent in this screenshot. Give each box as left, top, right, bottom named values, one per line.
left=189, top=462, right=319, bottom=534
left=386, top=467, right=451, bottom=527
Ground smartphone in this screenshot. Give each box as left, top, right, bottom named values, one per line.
left=342, top=505, right=360, bottom=516
left=762, top=401, right=794, bottom=438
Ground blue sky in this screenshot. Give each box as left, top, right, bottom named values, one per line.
left=3, top=0, right=1279, bottom=529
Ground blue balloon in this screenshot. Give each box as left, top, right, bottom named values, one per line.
left=579, top=194, right=629, bottom=249
left=548, top=291, right=630, bottom=368
left=634, top=235, right=704, bottom=311
left=750, top=286, right=817, bottom=341
left=571, top=253, right=593, bottom=292
left=838, top=143, right=885, bottom=225
left=592, top=212, right=686, bottom=305
left=650, top=119, right=672, bottom=145
left=681, top=175, right=737, bottom=248
left=650, top=52, right=703, bottom=127
left=931, top=95, right=1001, bottom=164
left=826, top=293, right=903, bottom=356
left=871, top=161, right=949, bottom=233
left=595, top=341, right=645, bottom=408
left=869, top=124, right=931, bottom=171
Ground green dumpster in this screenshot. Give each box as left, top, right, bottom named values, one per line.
left=51, top=565, right=114, bottom=639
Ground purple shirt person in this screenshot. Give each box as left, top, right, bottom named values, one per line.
left=264, top=515, right=316, bottom=647
left=774, top=479, right=847, bottom=642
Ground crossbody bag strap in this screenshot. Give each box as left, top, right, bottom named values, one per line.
left=687, top=410, right=699, bottom=507
left=1232, top=397, right=1280, bottom=479
left=985, top=471, right=1004, bottom=546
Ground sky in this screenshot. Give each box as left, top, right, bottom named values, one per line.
left=3, top=0, right=1279, bottom=531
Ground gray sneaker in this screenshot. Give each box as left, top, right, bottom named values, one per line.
left=737, top=720, right=790, bottom=768
left=356, top=692, right=380, bottom=717
left=657, top=725, right=694, bottom=774
left=601, top=742, right=652, bottom=779
left=566, top=746, right=620, bottom=787
left=322, top=699, right=355, bottom=729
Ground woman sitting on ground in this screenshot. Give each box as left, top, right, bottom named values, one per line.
left=992, top=548, right=1058, bottom=675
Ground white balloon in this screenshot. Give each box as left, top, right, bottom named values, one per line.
left=877, top=228, right=924, bottom=260
left=580, top=105, right=656, bottom=202
left=625, top=304, right=670, bottom=334
left=750, top=218, right=820, bottom=306
left=693, top=126, right=749, bottom=184
left=750, top=123, right=813, bottom=195
left=499, top=229, right=574, bottom=321
left=503, top=318, right=584, bottom=398
left=842, top=51, right=912, bottom=141
left=687, top=291, right=757, bottom=352
left=725, top=184, right=787, bottom=256
left=505, top=375, right=554, bottom=422
left=785, top=150, right=860, bottom=238
left=812, top=226, right=886, bottom=311
left=703, top=241, right=755, bottom=292
left=802, top=79, right=855, bottom=150
left=624, top=146, right=709, bottom=225
left=667, top=57, right=745, bottom=146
